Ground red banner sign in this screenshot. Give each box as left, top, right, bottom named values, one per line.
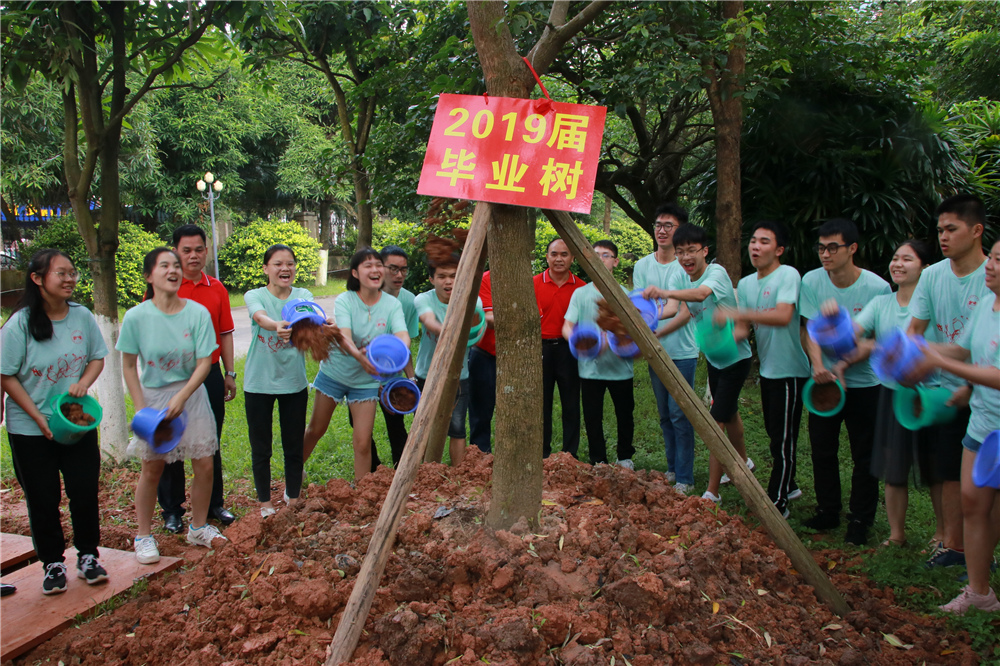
left=417, top=94, right=606, bottom=214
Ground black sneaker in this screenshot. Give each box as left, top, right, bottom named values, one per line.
left=42, top=562, right=68, bottom=595
left=925, top=547, right=966, bottom=569
left=1, top=583, right=16, bottom=597
left=77, top=554, right=109, bottom=585
left=803, top=511, right=840, bottom=531
left=844, top=520, right=869, bottom=546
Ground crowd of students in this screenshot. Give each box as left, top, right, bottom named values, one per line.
left=1, top=197, right=997, bottom=614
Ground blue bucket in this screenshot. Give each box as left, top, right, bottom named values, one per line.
left=569, top=323, right=603, bottom=360
left=281, top=299, right=327, bottom=326
left=628, top=289, right=658, bottom=330
left=972, top=430, right=1000, bottom=489
left=131, top=408, right=188, bottom=454
left=381, top=378, right=421, bottom=415
left=366, top=334, right=410, bottom=379
left=607, top=331, right=640, bottom=359
left=807, top=307, right=856, bottom=359
left=871, top=328, right=925, bottom=385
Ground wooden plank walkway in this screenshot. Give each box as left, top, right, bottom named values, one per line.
left=0, top=544, right=182, bottom=661
left=1, top=533, right=36, bottom=573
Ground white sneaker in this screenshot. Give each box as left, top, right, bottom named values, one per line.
left=283, top=490, right=291, bottom=503
left=261, top=506, right=277, bottom=518
left=187, top=524, right=227, bottom=548
left=666, top=472, right=676, bottom=483
left=720, top=457, right=755, bottom=484
left=134, top=535, right=160, bottom=564
left=702, top=490, right=721, bottom=504
left=674, top=482, right=693, bottom=494
left=787, top=488, right=803, bottom=501
left=617, top=459, right=634, bottom=470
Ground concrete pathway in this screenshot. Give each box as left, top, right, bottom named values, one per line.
left=230, top=295, right=339, bottom=357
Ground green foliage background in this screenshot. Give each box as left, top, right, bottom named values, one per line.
left=20, top=216, right=161, bottom=309
left=218, top=219, right=321, bottom=294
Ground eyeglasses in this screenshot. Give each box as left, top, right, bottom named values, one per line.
left=654, top=223, right=676, bottom=232
left=387, top=266, right=409, bottom=275
left=595, top=252, right=616, bottom=260
left=52, top=270, right=80, bottom=281
left=814, top=243, right=850, bottom=255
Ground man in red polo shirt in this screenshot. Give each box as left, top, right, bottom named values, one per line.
left=534, top=238, right=585, bottom=458
left=158, top=225, right=237, bottom=533
left=468, top=270, right=495, bottom=453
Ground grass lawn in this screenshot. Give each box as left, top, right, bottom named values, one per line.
left=2, top=353, right=997, bottom=660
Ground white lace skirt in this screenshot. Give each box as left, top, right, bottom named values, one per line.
left=126, top=380, right=218, bottom=464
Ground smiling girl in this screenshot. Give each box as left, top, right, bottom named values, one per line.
left=302, top=248, right=409, bottom=481
left=117, top=248, right=224, bottom=564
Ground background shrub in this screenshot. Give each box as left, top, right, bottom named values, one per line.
left=20, top=215, right=161, bottom=309
left=533, top=218, right=651, bottom=285
left=219, top=219, right=321, bottom=294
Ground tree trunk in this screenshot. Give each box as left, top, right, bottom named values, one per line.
left=706, top=0, right=745, bottom=285
left=352, top=160, right=374, bottom=250
left=468, top=0, right=544, bottom=530
left=319, top=196, right=333, bottom=249
left=603, top=196, right=611, bottom=234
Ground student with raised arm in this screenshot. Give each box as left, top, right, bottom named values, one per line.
left=642, top=224, right=753, bottom=504
left=302, top=248, right=409, bottom=481
left=715, top=221, right=810, bottom=517
left=118, top=248, right=226, bottom=565
left=632, top=203, right=696, bottom=493
left=906, top=194, right=989, bottom=568
left=798, top=218, right=891, bottom=546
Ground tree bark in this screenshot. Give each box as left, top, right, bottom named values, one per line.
left=706, top=0, right=745, bottom=285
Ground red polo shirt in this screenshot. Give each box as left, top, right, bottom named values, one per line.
left=475, top=270, right=496, bottom=356
left=177, top=271, right=234, bottom=365
left=534, top=269, right=585, bottom=340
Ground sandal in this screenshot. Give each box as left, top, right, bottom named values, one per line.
left=880, top=538, right=907, bottom=548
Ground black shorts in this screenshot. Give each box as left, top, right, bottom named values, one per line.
left=927, top=406, right=971, bottom=482
left=707, top=357, right=752, bottom=423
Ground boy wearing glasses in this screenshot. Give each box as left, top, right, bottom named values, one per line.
left=906, top=194, right=988, bottom=568
left=632, top=203, right=697, bottom=493
left=562, top=241, right=635, bottom=468
left=642, top=225, right=753, bottom=504
left=799, top=218, right=890, bottom=545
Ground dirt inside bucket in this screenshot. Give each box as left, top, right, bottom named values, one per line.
left=810, top=382, right=842, bottom=412
left=60, top=402, right=95, bottom=426
left=575, top=336, right=598, bottom=351
left=912, top=394, right=923, bottom=419
left=291, top=320, right=342, bottom=362
left=153, top=421, right=174, bottom=446
left=389, top=386, right=418, bottom=412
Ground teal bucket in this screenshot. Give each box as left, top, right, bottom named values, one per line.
left=47, top=393, right=102, bottom=445
left=893, top=385, right=957, bottom=431
left=803, top=379, right=846, bottom=417
left=694, top=317, right=740, bottom=368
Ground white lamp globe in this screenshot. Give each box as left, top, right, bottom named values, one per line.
left=196, top=180, right=207, bottom=192
left=213, top=181, right=224, bottom=192
left=204, top=172, right=215, bottom=183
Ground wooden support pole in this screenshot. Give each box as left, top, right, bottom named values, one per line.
left=544, top=208, right=851, bottom=617
left=326, top=204, right=490, bottom=665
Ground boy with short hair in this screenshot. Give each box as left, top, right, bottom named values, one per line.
left=561, top=240, right=635, bottom=468
left=716, top=221, right=810, bottom=517
left=414, top=257, right=483, bottom=467
left=799, top=217, right=890, bottom=546
left=643, top=224, right=753, bottom=503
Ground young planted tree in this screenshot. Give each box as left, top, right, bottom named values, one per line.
left=1, top=1, right=244, bottom=456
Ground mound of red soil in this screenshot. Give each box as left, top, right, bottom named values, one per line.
left=6, top=451, right=978, bottom=665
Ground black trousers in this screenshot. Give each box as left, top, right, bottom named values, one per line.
left=245, top=389, right=307, bottom=502
left=353, top=395, right=409, bottom=471
left=158, top=362, right=225, bottom=519
left=581, top=378, right=635, bottom=464
left=808, top=384, right=880, bottom=525
left=760, top=376, right=806, bottom=512
left=467, top=347, right=496, bottom=453
left=9, top=430, right=101, bottom=565
left=542, top=338, right=580, bottom=458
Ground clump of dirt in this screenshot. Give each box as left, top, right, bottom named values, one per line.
left=596, top=299, right=629, bottom=338
left=153, top=421, right=174, bottom=446
left=11, top=450, right=979, bottom=666
left=388, top=386, right=418, bottom=412
left=424, top=235, right=460, bottom=269
left=574, top=336, right=598, bottom=351
left=290, top=320, right=342, bottom=362
left=60, top=402, right=95, bottom=426
left=810, top=382, right=842, bottom=412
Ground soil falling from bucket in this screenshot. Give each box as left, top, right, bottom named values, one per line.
left=596, top=300, right=629, bottom=337
left=290, top=320, right=342, bottom=362
left=153, top=421, right=174, bottom=446
left=60, top=402, right=95, bottom=426
left=575, top=336, right=598, bottom=351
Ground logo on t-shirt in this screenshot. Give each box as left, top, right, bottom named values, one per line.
left=852, top=303, right=864, bottom=315
left=71, top=330, right=84, bottom=344
left=968, top=296, right=978, bottom=310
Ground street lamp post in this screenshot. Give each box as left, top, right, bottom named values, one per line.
left=196, top=172, right=224, bottom=279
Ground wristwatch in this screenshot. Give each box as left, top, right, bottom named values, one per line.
left=226, top=371, right=237, bottom=379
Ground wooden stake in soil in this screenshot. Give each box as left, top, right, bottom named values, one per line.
left=325, top=204, right=490, bottom=665
left=544, top=208, right=852, bottom=617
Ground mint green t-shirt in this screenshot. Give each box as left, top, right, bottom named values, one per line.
left=393, top=287, right=420, bottom=339
left=909, top=258, right=989, bottom=392
left=669, top=263, right=752, bottom=366
left=413, top=290, right=482, bottom=380
left=1, top=304, right=109, bottom=436
left=564, top=282, right=634, bottom=381
left=958, top=292, right=1000, bottom=444
left=116, top=299, right=218, bottom=388
left=853, top=292, right=913, bottom=390
left=737, top=265, right=810, bottom=379
left=243, top=286, right=313, bottom=395
left=318, top=291, right=407, bottom=389
left=799, top=268, right=891, bottom=388
left=632, top=253, right=698, bottom=360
